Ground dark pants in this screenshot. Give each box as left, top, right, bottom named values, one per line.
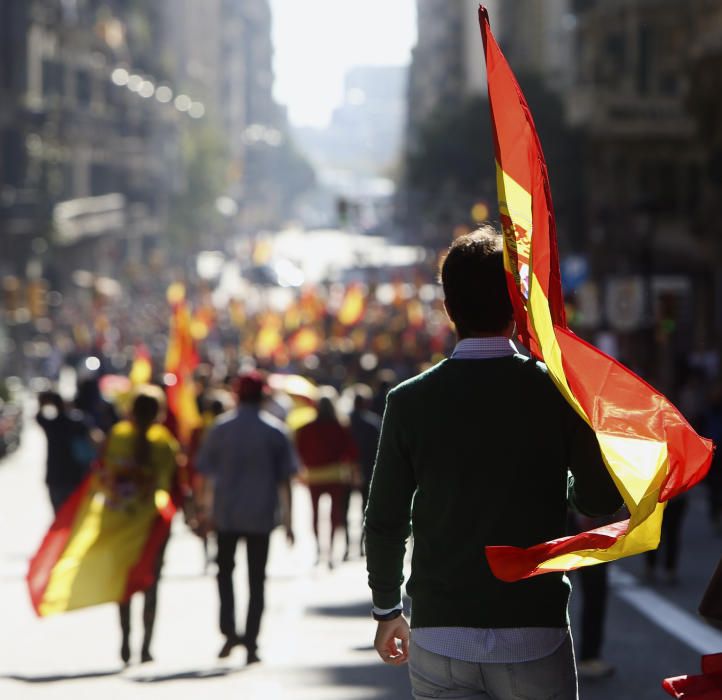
left=646, top=497, right=687, bottom=572
left=118, top=536, right=168, bottom=654
left=216, top=531, right=270, bottom=652
left=578, top=563, right=608, bottom=660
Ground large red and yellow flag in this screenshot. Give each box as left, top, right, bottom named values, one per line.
left=478, top=6, right=714, bottom=581
left=165, top=284, right=202, bottom=445
left=27, top=424, right=176, bottom=616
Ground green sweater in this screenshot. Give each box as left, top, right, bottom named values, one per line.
left=364, top=355, right=623, bottom=629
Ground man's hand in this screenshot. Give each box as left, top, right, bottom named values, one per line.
left=374, top=615, right=410, bottom=665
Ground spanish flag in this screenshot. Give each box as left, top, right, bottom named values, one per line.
left=478, top=7, right=714, bottom=581
left=129, top=344, right=153, bottom=386
left=27, top=424, right=176, bottom=616
left=338, top=283, right=366, bottom=326
left=165, top=288, right=202, bottom=445
left=289, top=326, right=322, bottom=359
left=255, top=313, right=284, bottom=360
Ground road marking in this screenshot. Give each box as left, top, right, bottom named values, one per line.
left=611, top=567, right=722, bottom=655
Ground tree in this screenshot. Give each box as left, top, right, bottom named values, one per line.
left=403, top=74, right=583, bottom=247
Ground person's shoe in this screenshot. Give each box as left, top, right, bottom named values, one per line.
left=246, top=649, right=261, bottom=665
left=578, top=658, right=615, bottom=679
left=218, top=635, right=244, bottom=659
left=140, top=648, right=153, bottom=664
left=120, top=640, right=131, bottom=665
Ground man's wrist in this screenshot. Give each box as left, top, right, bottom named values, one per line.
left=372, top=602, right=403, bottom=621
left=373, top=608, right=403, bottom=622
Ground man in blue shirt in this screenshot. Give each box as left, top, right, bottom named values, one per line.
left=197, top=371, right=298, bottom=664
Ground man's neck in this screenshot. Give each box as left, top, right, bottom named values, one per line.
left=457, top=333, right=512, bottom=341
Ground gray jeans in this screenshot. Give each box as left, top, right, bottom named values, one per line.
left=408, top=635, right=578, bottom=700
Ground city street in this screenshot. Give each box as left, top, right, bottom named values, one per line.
left=1, top=415, right=721, bottom=699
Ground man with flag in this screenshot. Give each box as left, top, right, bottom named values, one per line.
left=365, top=6, right=712, bottom=697
left=365, top=228, right=622, bottom=698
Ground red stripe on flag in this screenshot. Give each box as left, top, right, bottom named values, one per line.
left=26, top=477, right=93, bottom=616
left=479, top=6, right=566, bottom=333
left=486, top=520, right=630, bottom=582
left=556, top=327, right=714, bottom=499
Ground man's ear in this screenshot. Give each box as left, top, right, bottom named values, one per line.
left=443, top=298, right=451, bottom=322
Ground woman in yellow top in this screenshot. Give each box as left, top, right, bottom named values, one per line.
left=101, top=386, right=178, bottom=665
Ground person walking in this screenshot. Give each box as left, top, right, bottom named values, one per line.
left=101, top=386, right=179, bottom=664
left=365, top=228, right=623, bottom=700
left=296, top=389, right=359, bottom=569
left=570, top=514, right=615, bottom=679
left=196, top=371, right=297, bottom=665
left=36, top=391, right=95, bottom=513
left=347, top=384, right=381, bottom=558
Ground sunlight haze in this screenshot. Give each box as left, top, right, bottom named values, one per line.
left=270, top=0, right=417, bottom=128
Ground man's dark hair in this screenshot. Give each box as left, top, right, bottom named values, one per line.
left=439, top=225, right=513, bottom=337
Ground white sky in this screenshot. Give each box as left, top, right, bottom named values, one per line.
left=270, top=0, right=417, bottom=128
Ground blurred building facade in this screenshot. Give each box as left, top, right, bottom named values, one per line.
left=0, top=0, right=181, bottom=284
left=568, top=0, right=720, bottom=387
left=400, top=0, right=721, bottom=385
left=687, top=0, right=722, bottom=360
left=401, top=0, right=574, bottom=245
left=159, top=0, right=290, bottom=234
left=496, top=0, right=575, bottom=89
left=406, top=0, right=572, bottom=149
left=406, top=0, right=495, bottom=150
left=0, top=0, right=308, bottom=301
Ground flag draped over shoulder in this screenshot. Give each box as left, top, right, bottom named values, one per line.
left=478, top=6, right=714, bottom=581
left=27, top=424, right=176, bottom=617
left=165, top=284, right=202, bottom=445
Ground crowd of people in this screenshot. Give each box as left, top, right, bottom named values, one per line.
left=34, top=347, right=389, bottom=666
left=26, top=230, right=722, bottom=698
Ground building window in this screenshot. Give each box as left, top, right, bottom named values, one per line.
left=658, top=71, right=678, bottom=96
left=636, top=25, right=653, bottom=95
left=76, top=68, right=91, bottom=106
left=42, top=59, right=63, bottom=99
left=1, top=128, right=26, bottom=188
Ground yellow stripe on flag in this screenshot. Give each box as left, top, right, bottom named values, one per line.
left=40, top=479, right=166, bottom=615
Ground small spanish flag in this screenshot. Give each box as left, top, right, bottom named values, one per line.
left=165, top=291, right=202, bottom=446
left=478, top=6, right=713, bottom=581
left=338, top=283, right=366, bottom=326
left=255, top=313, right=284, bottom=360
left=289, top=326, right=322, bottom=358
left=129, top=344, right=153, bottom=385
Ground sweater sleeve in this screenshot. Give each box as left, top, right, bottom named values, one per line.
left=364, top=390, right=416, bottom=610
left=564, top=401, right=624, bottom=517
